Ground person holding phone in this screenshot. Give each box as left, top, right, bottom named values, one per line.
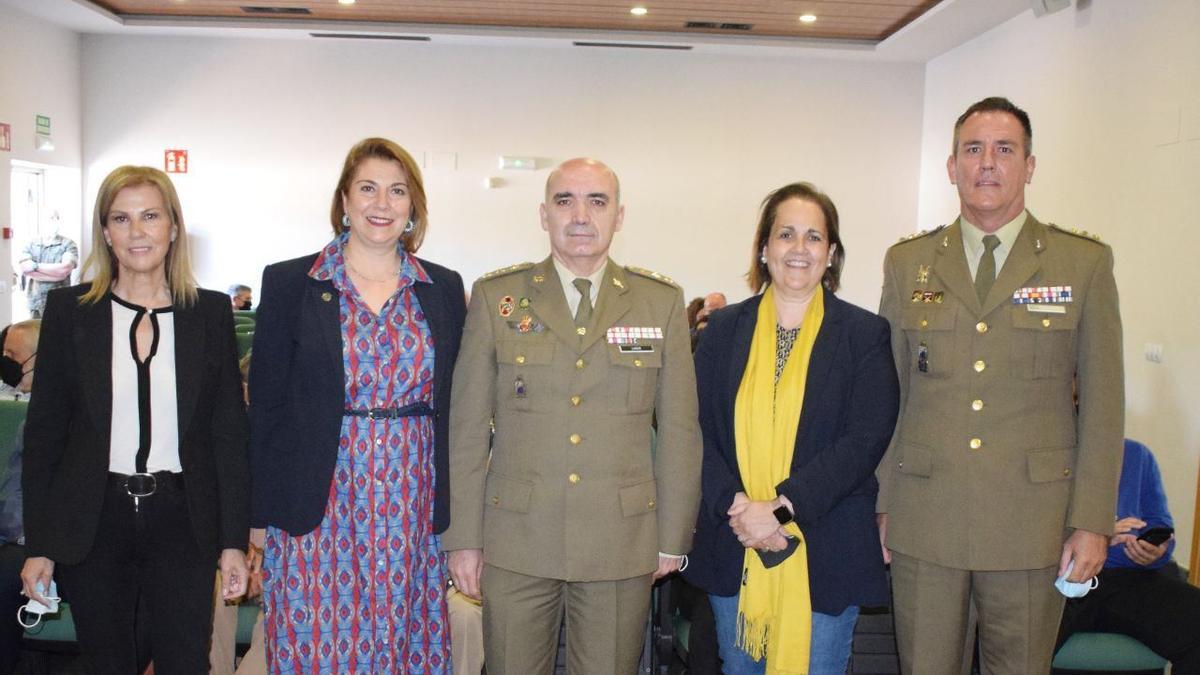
left=682, top=182, right=899, bottom=674
left=1054, top=439, right=1200, bottom=670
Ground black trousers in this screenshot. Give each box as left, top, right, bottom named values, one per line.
left=55, top=475, right=216, bottom=675
left=1056, top=562, right=1200, bottom=672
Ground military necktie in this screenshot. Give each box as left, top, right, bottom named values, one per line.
left=573, top=278, right=593, bottom=331
left=975, top=234, right=1001, bottom=304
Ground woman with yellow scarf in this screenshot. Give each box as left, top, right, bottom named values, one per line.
left=682, top=183, right=899, bottom=674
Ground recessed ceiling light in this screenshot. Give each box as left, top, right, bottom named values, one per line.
left=798, top=14, right=817, bottom=23
left=630, top=6, right=648, bottom=16
left=338, top=0, right=356, bottom=5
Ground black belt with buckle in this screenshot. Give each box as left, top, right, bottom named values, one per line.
left=344, top=401, right=434, bottom=420
left=108, top=471, right=184, bottom=498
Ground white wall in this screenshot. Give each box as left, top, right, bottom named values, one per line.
left=919, top=0, right=1200, bottom=564
left=0, top=2, right=82, bottom=325
left=80, top=35, right=924, bottom=311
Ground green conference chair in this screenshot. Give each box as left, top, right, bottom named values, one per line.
left=236, top=332, right=254, bottom=359
left=1052, top=632, right=1167, bottom=672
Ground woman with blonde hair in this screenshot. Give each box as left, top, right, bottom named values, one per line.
left=21, top=165, right=249, bottom=674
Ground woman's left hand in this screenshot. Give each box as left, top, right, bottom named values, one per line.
left=729, top=499, right=785, bottom=547
left=219, top=548, right=250, bottom=601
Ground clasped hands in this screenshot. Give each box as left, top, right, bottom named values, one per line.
left=729, top=491, right=792, bottom=553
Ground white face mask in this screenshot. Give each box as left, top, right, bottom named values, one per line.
left=17, top=579, right=60, bottom=629
left=1054, top=560, right=1099, bottom=598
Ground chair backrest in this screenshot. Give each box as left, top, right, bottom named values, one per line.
left=233, top=315, right=256, bottom=326
left=0, top=400, right=29, bottom=478
left=236, top=332, right=254, bottom=359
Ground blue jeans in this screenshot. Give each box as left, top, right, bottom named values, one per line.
left=709, top=593, right=859, bottom=675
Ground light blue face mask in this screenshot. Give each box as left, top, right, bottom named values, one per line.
left=1054, top=560, right=1099, bottom=598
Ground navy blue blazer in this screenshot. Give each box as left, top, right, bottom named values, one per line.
left=248, top=252, right=466, bottom=536
left=683, top=288, right=899, bottom=614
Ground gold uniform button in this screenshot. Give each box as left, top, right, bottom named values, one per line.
left=971, top=399, right=984, bottom=411
left=647, top=500, right=656, bottom=509
left=974, top=360, right=986, bottom=372
left=570, top=395, right=582, bottom=407
left=569, top=433, right=582, bottom=445
left=920, top=319, right=928, bottom=328
left=575, top=358, right=585, bottom=369
left=576, top=327, right=587, bottom=336
left=1042, top=318, right=1051, bottom=328
left=1063, top=468, right=1071, bottom=477
left=633, top=359, right=643, bottom=368
left=491, top=496, right=500, bottom=505
left=969, top=438, right=983, bottom=450
left=976, top=321, right=988, bottom=333
left=515, top=355, right=526, bottom=364
left=568, top=473, right=581, bottom=485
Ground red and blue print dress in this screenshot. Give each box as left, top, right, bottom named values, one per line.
left=263, top=234, right=450, bottom=674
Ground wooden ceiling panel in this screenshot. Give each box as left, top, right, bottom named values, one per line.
left=92, top=0, right=944, bottom=42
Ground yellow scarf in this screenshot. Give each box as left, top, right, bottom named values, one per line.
left=732, top=285, right=824, bottom=674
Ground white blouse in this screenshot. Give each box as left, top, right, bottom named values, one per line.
left=108, top=297, right=182, bottom=474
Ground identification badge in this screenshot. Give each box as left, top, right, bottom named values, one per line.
left=618, top=345, right=654, bottom=353
left=1027, top=304, right=1067, bottom=314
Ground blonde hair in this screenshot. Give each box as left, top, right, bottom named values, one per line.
left=80, top=166, right=198, bottom=306
left=329, top=138, right=428, bottom=253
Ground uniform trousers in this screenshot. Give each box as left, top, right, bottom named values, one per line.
left=1055, top=563, right=1200, bottom=672
left=55, top=474, right=215, bottom=675
left=890, top=551, right=1063, bottom=675
left=481, top=563, right=652, bottom=675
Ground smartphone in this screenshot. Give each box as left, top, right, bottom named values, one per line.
left=1137, top=526, right=1173, bottom=546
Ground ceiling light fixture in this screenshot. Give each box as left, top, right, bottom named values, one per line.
left=630, top=6, right=648, bottom=16
left=338, top=0, right=356, bottom=5
left=798, top=14, right=817, bottom=23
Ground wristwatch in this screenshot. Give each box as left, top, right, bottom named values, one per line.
left=773, top=504, right=794, bottom=525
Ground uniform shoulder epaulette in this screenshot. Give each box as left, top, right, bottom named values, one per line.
left=479, top=262, right=534, bottom=281
left=1047, top=223, right=1104, bottom=243
left=625, top=266, right=679, bottom=288
left=892, top=224, right=947, bottom=246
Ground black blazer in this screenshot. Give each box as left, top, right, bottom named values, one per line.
left=248, top=253, right=466, bottom=536
left=682, top=288, right=899, bottom=614
left=22, top=285, right=250, bottom=565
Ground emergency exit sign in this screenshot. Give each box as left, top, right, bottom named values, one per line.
left=165, top=149, right=188, bottom=173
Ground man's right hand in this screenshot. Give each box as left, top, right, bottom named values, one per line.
left=876, top=513, right=891, bottom=564
left=20, top=556, right=56, bottom=604
left=448, top=548, right=484, bottom=601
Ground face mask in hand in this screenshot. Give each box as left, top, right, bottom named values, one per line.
left=1054, top=560, right=1099, bottom=598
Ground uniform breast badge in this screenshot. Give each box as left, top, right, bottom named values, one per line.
left=499, top=295, right=515, bottom=317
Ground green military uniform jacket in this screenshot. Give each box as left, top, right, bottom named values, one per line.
left=877, top=214, right=1124, bottom=570
left=443, top=257, right=701, bottom=581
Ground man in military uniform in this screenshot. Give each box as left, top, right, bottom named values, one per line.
left=444, top=158, right=701, bottom=674
left=877, top=97, right=1124, bottom=673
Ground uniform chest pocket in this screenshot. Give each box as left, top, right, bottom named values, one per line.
left=1009, top=309, right=1077, bottom=380
left=901, top=306, right=956, bottom=379
left=607, top=343, right=662, bottom=413
left=497, top=339, right=556, bottom=411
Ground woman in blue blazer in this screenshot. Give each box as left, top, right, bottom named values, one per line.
left=248, top=138, right=466, bottom=673
left=683, top=183, right=899, bottom=674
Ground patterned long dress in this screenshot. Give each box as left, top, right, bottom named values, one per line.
left=262, top=235, right=450, bottom=674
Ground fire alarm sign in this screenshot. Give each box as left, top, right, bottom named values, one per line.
left=165, top=149, right=188, bottom=173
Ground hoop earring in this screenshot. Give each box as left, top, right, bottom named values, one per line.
left=404, top=219, right=415, bottom=234
left=341, top=214, right=351, bottom=229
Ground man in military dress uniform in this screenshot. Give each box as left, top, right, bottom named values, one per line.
left=877, top=97, right=1124, bottom=674
left=444, top=158, right=701, bottom=674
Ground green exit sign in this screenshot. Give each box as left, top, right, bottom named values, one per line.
left=35, top=115, right=50, bottom=135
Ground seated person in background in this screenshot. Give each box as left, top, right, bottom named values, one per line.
left=229, top=284, right=253, bottom=310
left=0, top=320, right=39, bottom=675
left=1055, top=439, right=1200, bottom=671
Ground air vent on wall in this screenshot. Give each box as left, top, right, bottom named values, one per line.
left=684, top=21, right=754, bottom=31
left=573, top=41, right=692, bottom=50
left=310, top=33, right=431, bottom=41
left=241, top=6, right=312, bottom=15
